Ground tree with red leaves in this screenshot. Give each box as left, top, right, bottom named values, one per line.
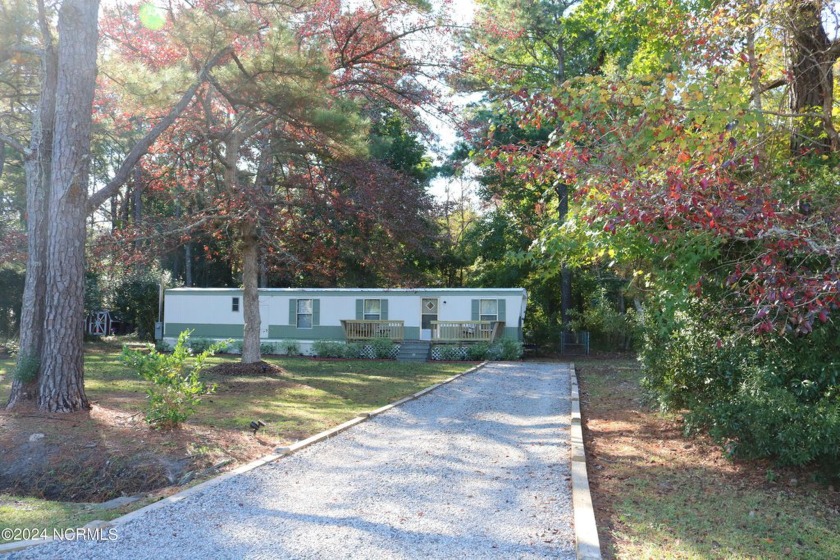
left=481, top=1, right=840, bottom=465
left=91, top=0, right=449, bottom=364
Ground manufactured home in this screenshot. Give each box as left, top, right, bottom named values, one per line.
left=162, top=288, right=527, bottom=356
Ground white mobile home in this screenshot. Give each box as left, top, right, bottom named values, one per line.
left=162, top=288, right=527, bottom=354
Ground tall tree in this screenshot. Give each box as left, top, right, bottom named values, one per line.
left=3, top=0, right=231, bottom=410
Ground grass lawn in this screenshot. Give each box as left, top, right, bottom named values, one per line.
left=0, top=342, right=472, bottom=542
left=576, top=358, right=840, bottom=560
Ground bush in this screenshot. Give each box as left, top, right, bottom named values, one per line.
left=641, top=297, right=840, bottom=467
left=260, top=342, right=277, bottom=355
left=120, top=330, right=226, bottom=429
left=312, top=340, right=348, bottom=358
left=344, top=342, right=367, bottom=359
left=278, top=340, right=300, bottom=356
left=370, top=337, right=395, bottom=359
left=467, top=342, right=491, bottom=361
left=188, top=337, right=214, bottom=353
left=497, top=338, right=524, bottom=360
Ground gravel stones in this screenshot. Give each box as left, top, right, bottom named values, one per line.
left=11, top=362, right=575, bottom=560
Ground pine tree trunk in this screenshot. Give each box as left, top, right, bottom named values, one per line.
left=7, top=5, right=57, bottom=410
left=37, top=0, right=99, bottom=413
left=223, top=130, right=261, bottom=364
left=240, top=221, right=261, bottom=364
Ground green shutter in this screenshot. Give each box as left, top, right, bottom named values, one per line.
left=381, top=299, right=388, bottom=320
left=498, top=299, right=506, bottom=321
left=313, top=299, right=320, bottom=326
left=355, top=299, right=363, bottom=320
left=289, top=299, right=297, bottom=326
left=471, top=299, right=479, bottom=321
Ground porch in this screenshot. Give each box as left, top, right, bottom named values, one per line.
left=431, top=320, right=505, bottom=343
left=341, top=320, right=405, bottom=341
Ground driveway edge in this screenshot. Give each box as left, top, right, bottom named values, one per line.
left=0, top=361, right=489, bottom=556
left=570, top=364, right=602, bottom=560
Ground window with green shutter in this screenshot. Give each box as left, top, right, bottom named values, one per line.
left=296, top=299, right=313, bottom=329
left=479, top=299, right=498, bottom=321
left=363, top=299, right=381, bottom=320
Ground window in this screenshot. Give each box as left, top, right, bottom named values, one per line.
left=479, top=299, right=498, bottom=321
left=363, top=299, right=381, bottom=320
left=297, top=299, right=313, bottom=328
left=232, top=297, right=240, bottom=312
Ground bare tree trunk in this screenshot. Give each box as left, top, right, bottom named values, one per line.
left=787, top=1, right=838, bottom=154
left=184, top=242, right=193, bottom=286
left=223, top=132, right=262, bottom=364
left=7, top=0, right=56, bottom=409
left=132, top=165, right=143, bottom=250
left=38, top=0, right=99, bottom=413
left=240, top=221, right=261, bottom=364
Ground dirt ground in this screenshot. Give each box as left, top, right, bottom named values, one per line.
left=576, top=357, right=840, bottom=559
left=0, top=362, right=282, bottom=502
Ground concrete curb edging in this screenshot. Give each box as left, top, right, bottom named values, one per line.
left=0, top=361, right=489, bottom=556
left=570, top=363, right=603, bottom=560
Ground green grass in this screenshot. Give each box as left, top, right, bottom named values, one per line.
left=191, top=356, right=469, bottom=441
left=0, top=342, right=472, bottom=543
left=0, top=494, right=149, bottom=542
left=576, top=358, right=840, bottom=560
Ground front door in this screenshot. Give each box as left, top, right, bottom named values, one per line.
left=420, top=298, right=438, bottom=341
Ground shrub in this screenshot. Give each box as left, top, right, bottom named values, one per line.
left=278, top=340, right=300, bottom=356
left=187, top=337, right=214, bottom=353
left=260, top=342, right=277, bottom=355
left=311, top=340, right=348, bottom=358
left=120, top=330, right=226, bottom=429
left=467, top=342, right=491, bottom=361
left=344, top=342, right=367, bottom=359
left=370, top=336, right=395, bottom=359
left=497, top=338, right=524, bottom=360
left=641, top=297, right=840, bottom=467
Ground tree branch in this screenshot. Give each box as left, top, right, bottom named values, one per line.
left=0, top=132, right=28, bottom=155
left=752, top=77, right=787, bottom=100
left=87, top=46, right=233, bottom=213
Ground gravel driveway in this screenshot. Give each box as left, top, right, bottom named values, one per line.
left=11, top=362, right=575, bottom=560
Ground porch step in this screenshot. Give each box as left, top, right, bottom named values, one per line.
left=396, top=340, right=431, bottom=362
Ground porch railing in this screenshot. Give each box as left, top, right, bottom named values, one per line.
left=341, top=320, right=405, bottom=341
left=431, top=321, right=505, bottom=343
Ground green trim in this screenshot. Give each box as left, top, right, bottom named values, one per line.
left=355, top=299, right=363, bottom=320
left=164, top=323, right=242, bottom=338
left=498, top=299, right=506, bottom=321
left=288, top=299, right=296, bottom=325
left=268, top=325, right=345, bottom=339
left=404, top=327, right=420, bottom=340
left=381, top=299, right=388, bottom=320
left=471, top=299, right=479, bottom=321
left=313, top=299, right=320, bottom=326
